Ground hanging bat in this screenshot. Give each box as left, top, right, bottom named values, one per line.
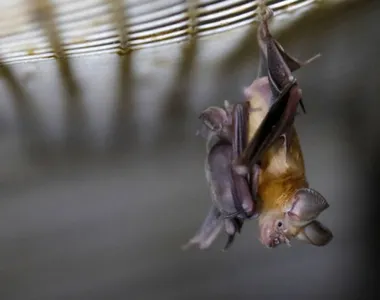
left=237, top=4, right=332, bottom=248
left=183, top=102, right=257, bottom=251
left=235, top=5, right=321, bottom=173
left=243, top=76, right=332, bottom=248
left=183, top=1, right=332, bottom=251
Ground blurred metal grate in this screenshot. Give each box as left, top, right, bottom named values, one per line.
left=0, top=0, right=329, bottom=64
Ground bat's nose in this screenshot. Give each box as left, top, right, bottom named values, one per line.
left=259, top=224, right=273, bottom=247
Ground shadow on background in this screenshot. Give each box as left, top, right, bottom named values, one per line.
left=109, top=53, right=136, bottom=155
left=157, top=36, right=198, bottom=149
left=0, top=0, right=378, bottom=299
left=0, top=61, right=48, bottom=161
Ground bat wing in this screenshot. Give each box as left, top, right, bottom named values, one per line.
left=237, top=7, right=308, bottom=170
left=230, top=103, right=257, bottom=219
left=237, top=79, right=301, bottom=170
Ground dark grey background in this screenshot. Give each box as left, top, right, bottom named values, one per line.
left=0, top=0, right=378, bottom=299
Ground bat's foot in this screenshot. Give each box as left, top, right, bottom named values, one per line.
left=257, top=1, right=273, bottom=22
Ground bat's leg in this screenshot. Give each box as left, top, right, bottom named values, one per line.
left=182, top=205, right=224, bottom=250
left=256, top=1, right=316, bottom=113
left=256, top=1, right=320, bottom=76
left=256, top=3, right=274, bottom=79
left=256, top=0, right=317, bottom=118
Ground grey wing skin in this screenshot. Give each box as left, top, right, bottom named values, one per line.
left=184, top=140, right=250, bottom=251
left=182, top=205, right=224, bottom=250
left=206, top=142, right=236, bottom=215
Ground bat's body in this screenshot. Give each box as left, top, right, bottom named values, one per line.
left=245, top=77, right=307, bottom=206
left=183, top=104, right=255, bottom=251
left=244, top=77, right=331, bottom=247
left=239, top=5, right=332, bottom=248
left=184, top=1, right=332, bottom=250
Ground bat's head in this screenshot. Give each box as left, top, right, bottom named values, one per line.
left=197, top=105, right=232, bottom=140
left=258, top=188, right=333, bottom=248
left=259, top=211, right=291, bottom=248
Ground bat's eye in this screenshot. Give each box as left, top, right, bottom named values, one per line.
left=276, top=220, right=283, bottom=228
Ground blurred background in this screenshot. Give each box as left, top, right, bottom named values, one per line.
left=0, top=0, right=377, bottom=299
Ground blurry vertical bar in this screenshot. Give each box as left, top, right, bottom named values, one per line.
left=109, top=0, right=130, bottom=54
left=108, top=0, right=136, bottom=153
left=31, top=0, right=88, bottom=156
left=188, top=0, right=198, bottom=37
left=0, top=58, right=47, bottom=160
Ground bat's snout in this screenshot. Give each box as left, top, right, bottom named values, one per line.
left=259, top=222, right=286, bottom=248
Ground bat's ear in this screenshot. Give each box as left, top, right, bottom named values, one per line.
left=295, top=220, right=333, bottom=246
left=285, top=188, right=329, bottom=225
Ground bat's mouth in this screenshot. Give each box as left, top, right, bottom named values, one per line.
left=259, top=222, right=290, bottom=248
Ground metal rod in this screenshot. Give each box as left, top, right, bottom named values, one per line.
left=109, top=0, right=131, bottom=54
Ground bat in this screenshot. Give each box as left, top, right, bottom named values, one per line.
left=242, top=76, right=332, bottom=248
left=183, top=102, right=257, bottom=251
left=183, top=1, right=332, bottom=250
left=239, top=4, right=332, bottom=248
left=236, top=6, right=320, bottom=173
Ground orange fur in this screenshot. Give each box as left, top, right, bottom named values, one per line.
left=245, top=78, right=309, bottom=215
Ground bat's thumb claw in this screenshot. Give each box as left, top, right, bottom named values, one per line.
left=224, top=100, right=231, bottom=109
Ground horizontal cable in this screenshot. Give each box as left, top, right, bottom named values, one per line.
left=0, top=0, right=319, bottom=64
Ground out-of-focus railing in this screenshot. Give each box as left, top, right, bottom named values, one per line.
left=0, top=0, right=347, bottom=64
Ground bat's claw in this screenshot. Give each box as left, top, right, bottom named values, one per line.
left=222, top=234, right=236, bottom=251
left=257, top=1, right=274, bottom=22
left=222, top=217, right=243, bottom=251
